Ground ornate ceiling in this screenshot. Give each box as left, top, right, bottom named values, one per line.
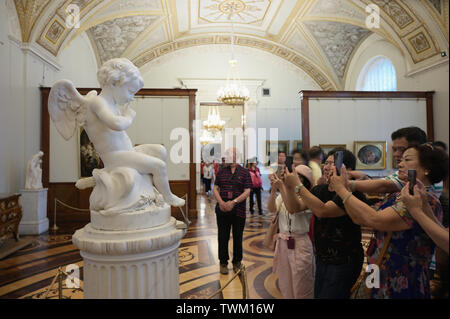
left=12, top=0, right=450, bottom=90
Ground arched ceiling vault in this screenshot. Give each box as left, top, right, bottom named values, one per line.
left=12, top=0, right=450, bottom=90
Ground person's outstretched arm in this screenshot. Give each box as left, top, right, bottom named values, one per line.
left=401, top=184, right=449, bottom=254
left=351, top=178, right=399, bottom=194
left=284, top=168, right=344, bottom=218
left=330, top=166, right=412, bottom=232
left=272, top=172, right=306, bottom=213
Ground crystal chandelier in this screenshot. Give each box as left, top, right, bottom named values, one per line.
left=200, top=105, right=225, bottom=145
left=199, top=128, right=222, bottom=145
left=217, top=3, right=249, bottom=106
left=203, top=105, right=225, bottom=131
left=199, top=129, right=215, bottom=145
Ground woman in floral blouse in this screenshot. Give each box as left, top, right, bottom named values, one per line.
left=329, top=143, right=448, bottom=299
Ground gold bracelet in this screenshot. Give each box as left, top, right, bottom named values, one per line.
left=295, top=183, right=304, bottom=194
left=343, top=192, right=353, bottom=204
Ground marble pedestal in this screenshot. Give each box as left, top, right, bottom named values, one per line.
left=19, top=188, right=49, bottom=235
left=72, top=205, right=186, bottom=299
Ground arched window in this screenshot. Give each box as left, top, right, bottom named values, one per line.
left=357, top=56, right=397, bottom=91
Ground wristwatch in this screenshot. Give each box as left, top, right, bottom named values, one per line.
left=233, top=199, right=238, bottom=204
left=295, top=183, right=304, bottom=193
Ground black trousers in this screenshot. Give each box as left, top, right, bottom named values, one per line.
left=204, top=178, right=212, bottom=193
left=314, top=254, right=363, bottom=299
left=249, top=187, right=262, bottom=213
left=216, top=205, right=246, bottom=265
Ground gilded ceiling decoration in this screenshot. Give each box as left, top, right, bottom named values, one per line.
left=12, top=0, right=450, bottom=89
left=199, top=0, right=270, bottom=24
left=13, top=0, right=51, bottom=42
left=428, top=0, right=442, bottom=14
left=87, top=15, right=158, bottom=64
left=131, top=34, right=335, bottom=90
left=308, top=0, right=366, bottom=21
left=303, top=21, right=371, bottom=79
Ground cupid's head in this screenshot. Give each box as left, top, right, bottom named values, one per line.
left=97, top=58, right=144, bottom=105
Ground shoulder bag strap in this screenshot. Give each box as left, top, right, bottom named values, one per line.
left=351, top=231, right=392, bottom=295
left=375, top=231, right=392, bottom=266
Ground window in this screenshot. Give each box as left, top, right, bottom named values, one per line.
left=357, top=56, right=397, bottom=91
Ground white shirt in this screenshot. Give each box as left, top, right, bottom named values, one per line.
left=276, top=194, right=311, bottom=235
left=203, top=165, right=214, bottom=179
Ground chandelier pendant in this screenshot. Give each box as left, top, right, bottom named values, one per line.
left=217, top=2, right=250, bottom=106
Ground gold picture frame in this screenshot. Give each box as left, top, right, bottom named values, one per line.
left=266, top=140, right=290, bottom=165
left=319, top=144, right=347, bottom=157
left=354, top=141, right=387, bottom=170
left=78, top=128, right=103, bottom=178
left=292, top=140, right=303, bottom=151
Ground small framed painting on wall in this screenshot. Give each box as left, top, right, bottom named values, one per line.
left=354, top=141, right=387, bottom=170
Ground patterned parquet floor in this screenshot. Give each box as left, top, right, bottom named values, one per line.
left=0, top=191, right=370, bottom=299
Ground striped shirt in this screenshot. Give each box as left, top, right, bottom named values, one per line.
left=385, top=171, right=443, bottom=198
left=215, top=164, right=253, bottom=218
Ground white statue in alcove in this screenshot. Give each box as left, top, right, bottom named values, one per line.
left=48, top=58, right=184, bottom=214
left=25, top=151, right=44, bottom=189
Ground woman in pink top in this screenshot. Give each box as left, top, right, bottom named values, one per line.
left=268, top=165, right=315, bottom=299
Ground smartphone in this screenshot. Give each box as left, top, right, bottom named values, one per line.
left=335, top=150, right=344, bottom=176
left=408, top=169, right=416, bottom=195
left=287, top=236, right=295, bottom=249
left=276, top=164, right=285, bottom=178
left=285, top=156, right=293, bottom=173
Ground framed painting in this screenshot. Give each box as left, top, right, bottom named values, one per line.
left=292, top=140, right=303, bottom=151
left=392, top=154, right=397, bottom=170
left=319, top=144, right=347, bottom=157
left=78, top=128, right=103, bottom=178
left=354, top=141, right=387, bottom=170
left=266, top=140, right=290, bottom=165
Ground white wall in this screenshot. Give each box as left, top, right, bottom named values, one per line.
left=0, top=3, right=98, bottom=193
left=139, top=45, right=320, bottom=190
left=309, top=98, right=427, bottom=177
left=346, top=34, right=449, bottom=146
left=1, top=1, right=29, bottom=194
left=48, top=33, right=99, bottom=182
left=139, top=45, right=319, bottom=141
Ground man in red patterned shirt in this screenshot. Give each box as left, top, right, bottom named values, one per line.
left=213, top=147, right=252, bottom=274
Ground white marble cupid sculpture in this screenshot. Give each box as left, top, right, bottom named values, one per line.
left=25, top=151, right=44, bottom=189
left=48, top=58, right=184, bottom=214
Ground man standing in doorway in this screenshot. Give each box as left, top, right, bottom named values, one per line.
left=213, top=148, right=252, bottom=274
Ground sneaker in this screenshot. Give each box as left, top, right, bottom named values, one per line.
left=220, top=264, right=229, bottom=274
left=233, top=262, right=242, bottom=273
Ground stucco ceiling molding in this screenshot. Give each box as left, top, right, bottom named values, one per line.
left=131, top=34, right=336, bottom=90
left=283, top=24, right=318, bottom=65
left=302, top=20, right=371, bottom=80
left=33, top=0, right=107, bottom=56
left=421, top=0, right=449, bottom=41
left=33, top=0, right=163, bottom=57
left=356, top=0, right=441, bottom=64
left=370, top=0, right=419, bottom=36
left=307, top=0, right=367, bottom=22
left=198, top=0, right=271, bottom=25
left=13, top=0, right=54, bottom=42
left=36, top=13, right=69, bottom=56
left=86, top=15, right=159, bottom=65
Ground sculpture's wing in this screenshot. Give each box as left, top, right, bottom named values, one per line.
left=48, top=80, right=97, bottom=140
